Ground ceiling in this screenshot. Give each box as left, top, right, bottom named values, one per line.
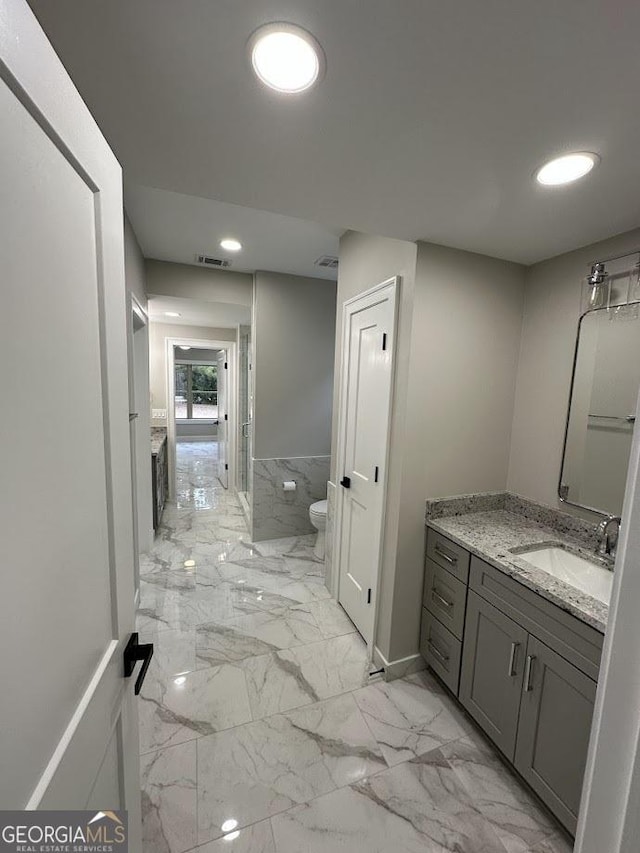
left=29, top=1, right=640, bottom=265
left=125, top=185, right=340, bottom=279
left=147, top=295, right=250, bottom=328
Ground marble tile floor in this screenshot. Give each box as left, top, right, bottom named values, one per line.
left=138, top=442, right=573, bottom=853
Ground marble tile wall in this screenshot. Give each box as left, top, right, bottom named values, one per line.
left=251, top=456, right=330, bottom=542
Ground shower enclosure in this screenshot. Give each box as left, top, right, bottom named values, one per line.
left=237, top=325, right=252, bottom=517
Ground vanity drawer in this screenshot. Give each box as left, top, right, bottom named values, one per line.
left=424, top=558, right=468, bottom=640
left=420, top=609, right=462, bottom=695
left=426, top=529, right=470, bottom=583
left=469, top=556, right=603, bottom=680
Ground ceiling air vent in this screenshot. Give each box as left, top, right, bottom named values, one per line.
left=195, top=254, right=232, bottom=268
left=314, top=255, right=339, bottom=270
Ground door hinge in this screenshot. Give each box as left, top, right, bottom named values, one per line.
left=382, top=333, right=387, bottom=351
left=374, top=466, right=379, bottom=483
left=225, top=463, right=228, bottom=470
left=224, top=413, right=228, bottom=421
left=367, top=588, right=372, bottom=604
left=224, top=362, right=228, bottom=369
left=340, top=476, right=351, bottom=489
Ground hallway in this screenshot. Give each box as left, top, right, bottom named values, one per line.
left=137, top=443, right=571, bottom=853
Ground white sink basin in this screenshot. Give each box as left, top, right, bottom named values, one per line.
left=516, top=547, right=613, bottom=605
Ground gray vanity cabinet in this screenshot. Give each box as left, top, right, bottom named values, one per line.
left=515, top=635, right=597, bottom=835
left=459, top=590, right=528, bottom=760
left=421, top=530, right=603, bottom=836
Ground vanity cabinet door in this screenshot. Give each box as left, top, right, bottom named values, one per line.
left=514, top=635, right=597, bottom=835
left=460, top=591, right=528, bottom=761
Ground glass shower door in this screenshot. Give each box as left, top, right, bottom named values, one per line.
left=238, top=326, right=252, bottom=502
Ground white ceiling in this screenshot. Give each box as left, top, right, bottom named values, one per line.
left=148, top=295, right=250, bottom=328
left=125, top=185, right=340, bottom=279
left=29, top=1, right=640, bottom=264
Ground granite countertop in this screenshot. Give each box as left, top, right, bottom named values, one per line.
left=151, top=427, right=167, bottom=456
left=426, top=494, right=611, bottom=634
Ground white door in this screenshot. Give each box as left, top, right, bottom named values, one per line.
left=0, top=0, right=142, bottom=844
left=337, top=279, right=398, bottom=643
left=217, top=350, right=228, bottom=488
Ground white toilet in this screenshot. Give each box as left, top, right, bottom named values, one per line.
left=309, top=499, right=328, bottom=560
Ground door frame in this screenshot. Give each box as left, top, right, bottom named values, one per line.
left=575, top=376, right=640, bottom=852
left=127, top=292, right=150, bottom=601
left=332, top=277, right=400, bottom=654
left=165, top=336, right=237, bottom=498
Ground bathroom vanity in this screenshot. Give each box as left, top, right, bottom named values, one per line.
left=151, top=427, right=168, bottom=529
left=420, top=494, right=610, bottom=836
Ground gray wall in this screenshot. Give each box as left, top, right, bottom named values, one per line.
left=125, top=214, right=147, bottom=306
left=251, top=270, right=336, bottom=541
left=414, top=243, right=525, bottom=498
left=381, top=242, right=525, bottom=662
left=253, top=270, right=337, bottom=459
left=146, top=259, right=252, bottom=307
left=508, top=226, right=640, bottom=510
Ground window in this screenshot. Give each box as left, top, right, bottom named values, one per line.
left=175, top=363, right=218, bottom=419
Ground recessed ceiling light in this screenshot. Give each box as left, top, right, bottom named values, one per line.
left=535, top=152, right=599, bottom=186
left=164, top=311, right=181, bottom=317
left=178, top=345, right=191, bottom=351
left=220, top=238, right=242, bottom=252
left=249, top=23, right=325, bottom=94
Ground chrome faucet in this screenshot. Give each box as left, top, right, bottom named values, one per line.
left=596, top=515, right=621, bottom=559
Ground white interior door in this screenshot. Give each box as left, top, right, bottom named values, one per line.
left=337, top=280, right=398, bottom=643
left=0, top=1, right=141, bottom=843
left=217, top=350, right=228, bottom=488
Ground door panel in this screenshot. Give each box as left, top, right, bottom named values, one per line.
left=459, top=591, right=528, bottom=760
left=1, top=71, right=114, bottom=806
left=338, top=283, right=396, bottom=643
left=85, top=722, right=124, bottom=810
left=217, top=351, right=228, bottom=488
left=515, top=635, right=597, bottom=834
left=0, top=2, right=140, bottom=839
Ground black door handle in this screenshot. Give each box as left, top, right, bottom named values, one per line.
left=340, top=476, right=351, bottom=489
left=124, top=633, right=154, bottom=695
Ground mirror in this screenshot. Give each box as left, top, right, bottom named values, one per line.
left=560, top=303, right=640, bottom=515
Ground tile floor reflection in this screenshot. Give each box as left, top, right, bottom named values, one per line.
left=138, top=442, right=573, bottom=853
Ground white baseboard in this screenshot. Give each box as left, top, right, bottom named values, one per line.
left=373, top=647, right=426, bottom=681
